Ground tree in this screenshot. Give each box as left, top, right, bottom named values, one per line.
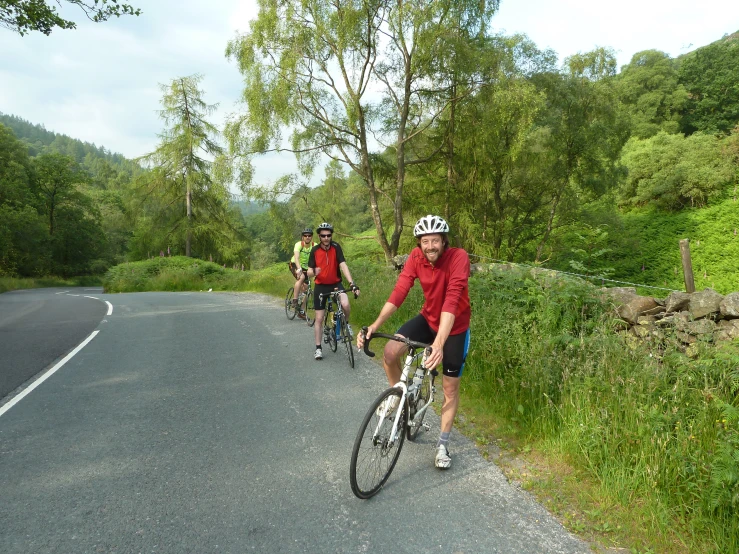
left=33, top=152, right=86, bottom=235
left=226, top=0, right=390, bottom=254
left=619, top=132, right=734, bottom=210
left=225, top=0, right=499, bottom=260
left=679, top=33, right=739, bottom=135
left=0, top=123, right=34, bottom=207
left=1, top=0, right=141, bottom=36
left=139, top=75, right=242, bottom=259
left=616, top=50, right=688, bottom=138
left=529, top=48, right=630, bottom=261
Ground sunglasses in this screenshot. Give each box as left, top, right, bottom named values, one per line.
left=319, top=234, right=332, bottom=238
left=302, top=234, right=313, bottom=238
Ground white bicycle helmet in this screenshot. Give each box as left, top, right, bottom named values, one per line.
left=317, top=222, right=334, bottom=232
left=413, top=215, right=449, bottom=237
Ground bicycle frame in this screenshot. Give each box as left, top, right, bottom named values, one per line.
left=320, top=290, right=349, bottom=330
left=363, top=331, right=435, bottom=445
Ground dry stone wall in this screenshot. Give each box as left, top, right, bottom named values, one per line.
left=466, top=261, right=739, bottom=357
left=603, top=286, right=739, bottom=355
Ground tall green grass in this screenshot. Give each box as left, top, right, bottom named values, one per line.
left=0, top=275, right=102, bottom=293
left=465, top=267, right=739, bottom=553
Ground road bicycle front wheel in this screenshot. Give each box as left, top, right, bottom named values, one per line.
left=304, top=291, right=316, bottom=327
left=350, top=388, right=407, bottom=499
left=285, top=287, right=297, bottom=320
left=339, top=314, right=354, bottom=368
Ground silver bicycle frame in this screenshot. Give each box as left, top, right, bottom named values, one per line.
left=374, top=351, right=434, bottom=443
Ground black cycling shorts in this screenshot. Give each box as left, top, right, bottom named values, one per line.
left=396, top=314, right=470, bottom=378
left=313, top=282, right=346, bottom=311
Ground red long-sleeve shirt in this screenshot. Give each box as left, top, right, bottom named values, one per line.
left=387, top=247, right=471, bottom=335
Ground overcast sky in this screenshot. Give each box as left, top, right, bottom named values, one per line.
left=1, top=0, right=738, bottom=186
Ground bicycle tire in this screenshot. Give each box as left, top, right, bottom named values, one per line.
left=407, top=363, right=431, bottom=441
left=326, top=312, right=338, bottom=352
left=339, top=314, right=354, bottom=368
left=304, top=290, right=316, bottom=327
left=285, top=287, right=297, bottom=320
left=349, top=388, right=407, bottom=499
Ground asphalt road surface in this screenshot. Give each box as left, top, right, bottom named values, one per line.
left=0, top=288, right=592, bottom=554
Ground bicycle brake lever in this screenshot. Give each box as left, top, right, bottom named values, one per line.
left=361, top=326, right=375, bottom=357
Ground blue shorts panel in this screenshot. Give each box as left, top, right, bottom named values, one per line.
left=396, top=314, right=470, bottom=378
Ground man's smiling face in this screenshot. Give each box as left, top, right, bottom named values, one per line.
left=419, top=234, right=444, bottom=264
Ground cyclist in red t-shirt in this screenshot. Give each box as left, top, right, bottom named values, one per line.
left=307, top=222, right=360, bottom=360
left=357, top=215, right=470, bottom=469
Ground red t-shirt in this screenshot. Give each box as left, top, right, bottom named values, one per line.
left=387, top=247, right=471, bottom=335
left=308, top=242, right=346, bottom=285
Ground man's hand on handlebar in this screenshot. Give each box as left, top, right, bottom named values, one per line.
left=350, top=282, right=360, bottom=298
left=424, top=342, right=444, bottom=371
left=357, top=325, right=375, bottom=351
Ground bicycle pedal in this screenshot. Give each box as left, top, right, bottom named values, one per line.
left=421, top=423, right=431, bottom=431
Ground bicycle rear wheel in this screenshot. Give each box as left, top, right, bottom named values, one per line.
left=339, top=314, right=354, bottom=368
left=350, top=388, right=407, bottom=499
left=285, top=287, right=297, bottom=320
left=304, top=291, right=316, bottom=326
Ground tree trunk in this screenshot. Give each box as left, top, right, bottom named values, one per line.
left=186, top=184, right=192, bottom=257
left=445, top=84, right=457, bottom=221
left=535, top=190, right=562, bottom=262
left=357, top=110, right=392, bottom=262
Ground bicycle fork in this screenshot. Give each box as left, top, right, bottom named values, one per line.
left=373, top=354, right=435, bottom=443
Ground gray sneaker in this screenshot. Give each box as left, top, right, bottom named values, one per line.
left=346, top=323, right=354, bottom=338
left=314, top=348, right=323, bottom=360
left=435, top=444, right=451, bottom=469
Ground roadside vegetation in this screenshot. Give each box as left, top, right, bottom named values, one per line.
left=103, top=254, right=739, bottom=554
left=0, top=275, right=101, bottom=294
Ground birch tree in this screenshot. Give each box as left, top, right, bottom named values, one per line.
left=225, top=0, right=498, bottom=260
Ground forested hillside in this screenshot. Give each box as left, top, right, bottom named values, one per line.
left=2, top=25, right=738, bottom=292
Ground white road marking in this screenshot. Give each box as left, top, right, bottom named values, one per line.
left=81, top=295, right=113, bottom=315
left=0, top=330, right=100, bottom=418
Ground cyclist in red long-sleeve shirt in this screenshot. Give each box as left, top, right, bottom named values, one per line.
left=357, top=215, right=471, bottom=469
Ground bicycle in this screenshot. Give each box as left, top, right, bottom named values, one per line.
left=320, top=289, right=355, bottom=368
left=285, top=275, right=316, bottom=326
left=349, top=329, right=438, bottom=499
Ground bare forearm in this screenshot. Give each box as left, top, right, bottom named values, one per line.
left=339, top=261, right=354, bottom=284
left=433, top=312, right=456, bottom=348
left=371, top=302, right=398, bottom=331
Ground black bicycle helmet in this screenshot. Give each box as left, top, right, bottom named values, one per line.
left=302, top=227, right=313, bottom=235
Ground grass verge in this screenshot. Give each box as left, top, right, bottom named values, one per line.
left=0, top=275, right=103, bottom=294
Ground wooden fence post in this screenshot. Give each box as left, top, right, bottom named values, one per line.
left=679, top=239, right=695, bottom=293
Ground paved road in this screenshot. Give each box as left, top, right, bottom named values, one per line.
left=0, top=289, right=591, bottom=554
left=0, top=287, right=108, bottom=398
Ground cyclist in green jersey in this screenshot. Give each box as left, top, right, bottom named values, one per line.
left=292, top=228, right=316, bottom=318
